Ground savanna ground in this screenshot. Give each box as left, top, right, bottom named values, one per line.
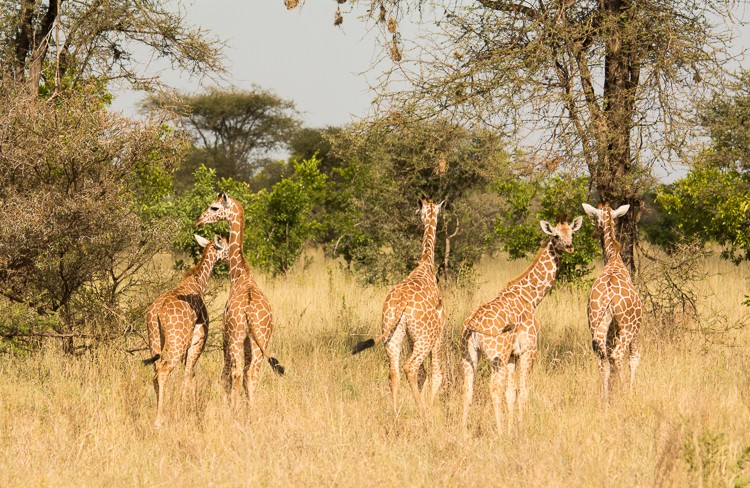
left=2, top=250, right=750, bottom=486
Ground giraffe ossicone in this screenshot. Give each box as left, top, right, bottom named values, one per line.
left=143, top=233, right=229, bottom=428
left=196, top=193, right=285, bottom=410
left=352, top=197, right=446, bottom=413
left=582, top=202, right=642, bottom=401
left=460, top=216, right=582, bottom=436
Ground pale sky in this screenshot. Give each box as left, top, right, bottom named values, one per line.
left=110, top=1, right=750, bottom=140
left=110, top=1, right=387, bottom=127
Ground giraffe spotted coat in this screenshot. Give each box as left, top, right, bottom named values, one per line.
left=352, top=198, right=445, bottom=412
left=461, top=217, right=582, bottom=435
left=144, top=234, right=228, bottom=427
left=196, top=193, right=284, bottom=409
left=582, top=203, right=642, bottom=400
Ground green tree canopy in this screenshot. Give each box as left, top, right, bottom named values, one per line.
left=150, top=87, right=300, bottom=183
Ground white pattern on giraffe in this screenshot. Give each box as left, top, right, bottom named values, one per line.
left=461, top=217, right=583, bottom=435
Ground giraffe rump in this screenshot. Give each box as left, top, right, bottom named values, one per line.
left=351, top=338, right=375, bottom=355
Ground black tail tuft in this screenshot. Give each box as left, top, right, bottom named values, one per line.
left=268, top=357, right=285, bottom=376
left=352, top=338, right=376, bottom=355
left=592, top=341, right=605, bottom=359
left=142, top=354, right=160, bottom=365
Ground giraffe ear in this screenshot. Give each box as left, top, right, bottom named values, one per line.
left=570, top=216, right=583, bottom=233
left=195, top=234, right=210, bottom=248
left=540, top=220, right=556, bottom=236
left=612, top=204, right=630, bottom=219
left=437, top=199, right=446, bottom=211
left=219, top=192, right=229, bottom=207
left=582, top=203, right=601, bottom=219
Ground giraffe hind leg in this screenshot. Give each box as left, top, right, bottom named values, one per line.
left=428, top=337, right=444, bottom=407
left=490, top=357, right=509, bottom=437
left=384, top=319, right=407, bottom=413
left=505, top=357, right=517, bottom=433
left=403, top=339, right=431, bottom=414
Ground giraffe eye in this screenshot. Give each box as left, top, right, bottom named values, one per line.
left=210, top=206, right=220, bottom=211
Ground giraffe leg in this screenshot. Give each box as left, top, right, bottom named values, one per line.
left=403, top=340, right=432, bottom=413
left=226, top=334, right=246, bottom=410
left=505, top=357, right=517, bottom=432
left=154, top=354, right=180, bottom=428
left=461, top=330, right=478, bottom=436
left=384, top=320, right=407, bottom=413
left=517, top=348, right=536, bottom=425
left=429, top=336, right=444, bottom=408
left=628, top=339, right=640, bottom=393
left=181, top=319, right=208, bottom=409
left=591, top=310, right=613, bottom=401
left=221, top=323, right=232, bottom=395
left=490, top=357, right=509, bottom=437
left=244, top=337, right=264, bottom=407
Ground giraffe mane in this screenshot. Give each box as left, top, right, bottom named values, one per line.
left=505, top=243, right=550, bottom=288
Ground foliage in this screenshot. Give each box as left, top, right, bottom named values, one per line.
left=652, top=164, right=750, bottom=263
left=0, top=80, right=186, bottom=351
left=0, top=0, right=223, bottom=94
left=322, top=0, right=740, bottom=270
left=493, top=173, right=600, bottom=282
left=174, top=157, right=328, bottom=275
left=327, top=119, right=511, bottom=284
left=148, top=87, right=300, bottom=183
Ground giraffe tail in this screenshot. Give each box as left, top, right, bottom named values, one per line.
left=244, top=311, right=285, bottom=377
left=351, top=305, right=406, bottom=355
left=142, top=354, right=161, bottom=365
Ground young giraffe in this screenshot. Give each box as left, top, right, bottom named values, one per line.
left=352, top=198, right=445, bottom=412
left=461, top=217, right=583, bottom=435
left=195, top=193, right=284, bottom=408
left=582, top=203, right=643, bottom=400
left=143, top=234, right=229, bottom=427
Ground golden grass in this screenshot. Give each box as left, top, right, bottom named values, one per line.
left=2, top=250, right=750, bottom=486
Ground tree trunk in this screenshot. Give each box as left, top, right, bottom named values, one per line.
left=598, top=0, right=640, bottom=274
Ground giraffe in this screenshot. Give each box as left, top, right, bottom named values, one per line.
left=195, top=193, right=284, bottom=409
left=582, top=202, right=643, bottom=400
left=142, top=234, right=229, bottom=428
left=461, top=217, right=583, bottom=435
left=352, top=197, right=445, bottom=413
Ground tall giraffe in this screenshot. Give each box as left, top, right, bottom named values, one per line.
left=143, top=234, right=229, bottom=427
left=582, top=202, right=642, bottom=400
left=461, top=217, right=582, bottom=435
left=195, top=193, right=284, bottom=408
left=352, top=198, right=445, bottom=412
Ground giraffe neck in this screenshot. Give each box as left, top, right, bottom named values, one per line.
left=228, top=202, right=249, bottom=284
left=602, top=211, right=621, bottom=263
left=506, top=241, right=561, bottom=308
left=418, top=216, right=438, bottom=269
left=186, top=248, right=217, bottom=293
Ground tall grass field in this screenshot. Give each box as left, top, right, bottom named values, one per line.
left=2, top=250, right=750, bottom=486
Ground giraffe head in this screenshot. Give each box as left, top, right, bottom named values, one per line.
left=539, top=216, right=583, bottom=253
left=581, top=202, right=630, bottom=229
left=195, top=233, right=229, bottom=262
left=195, top=193, right=239, bottom=227
left=417, top=197, right=444, bottom=226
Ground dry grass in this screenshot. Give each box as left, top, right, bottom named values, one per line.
left=2, top=251, right=750, bottom=486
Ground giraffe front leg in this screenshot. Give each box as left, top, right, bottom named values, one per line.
left=461, top=330, right=478, bottom=437
left=517, top=348, right=536, bottom=425
left=505, top=357, right=517, bottom=433
left=490, top=357, right=508, bottom=437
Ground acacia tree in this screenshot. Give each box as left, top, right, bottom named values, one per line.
left=1, top=0, right=223, bottom=94
left=149, top=87, right=300, bottom=182
left=294, top=0, right=739, bottom=271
